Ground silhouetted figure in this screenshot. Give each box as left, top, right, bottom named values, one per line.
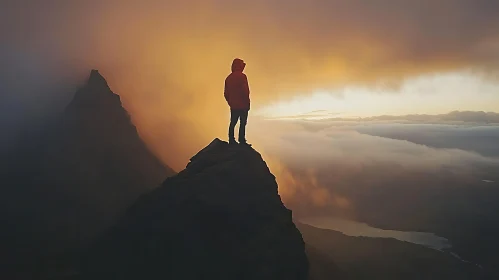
left=224, top=58, right=251, bottom=146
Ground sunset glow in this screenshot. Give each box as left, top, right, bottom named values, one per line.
left=3, top=1, right=499, bottom=278
left=256, top=71, right=499, bottom=119
left=2, top=0, right=499, bottom=170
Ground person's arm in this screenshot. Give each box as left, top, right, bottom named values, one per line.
left=243, top=74, right=250, bottom=98
left=224, top=79, right=229, bottom=103
left=243, top=74, right=250, bottom=109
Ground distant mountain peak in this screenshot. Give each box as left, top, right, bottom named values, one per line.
left=87, top=69, right=109, bottom=89
left=2, top=67, right=175, bottom=278
left=65, top=69, right=121, bottom=114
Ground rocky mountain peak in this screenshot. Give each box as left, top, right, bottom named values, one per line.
left=81, top=139, right=309, bottom=280
left=65, top=69, right=118, bottom=113
left=87, top=69, right=109, bottom=90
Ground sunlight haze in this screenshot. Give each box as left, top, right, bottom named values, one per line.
left=256, top=71, right=499, bottom=119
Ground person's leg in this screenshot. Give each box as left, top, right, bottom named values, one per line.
left=228, top=109, right=239, bottom=143
left=238, top=110, right=249, bottom=143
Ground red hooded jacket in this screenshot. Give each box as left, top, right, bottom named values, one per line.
left=224, top=59, right=250, bottom=110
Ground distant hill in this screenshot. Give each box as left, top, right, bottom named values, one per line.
left=1, top=70, right=174, bottom=278
left=297, top=223, right=485, bottom=280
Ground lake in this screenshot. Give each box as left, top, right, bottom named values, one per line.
left=299, top=216, right=452, bottom=251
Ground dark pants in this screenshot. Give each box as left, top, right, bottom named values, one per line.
left=229, top=109, right=249, bottom=142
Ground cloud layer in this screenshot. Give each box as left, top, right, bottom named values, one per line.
left=250, top=120, right=499, bottom=216
left=2, top=0, right=499, bottom=167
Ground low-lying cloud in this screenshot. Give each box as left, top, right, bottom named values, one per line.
left=250, top=120, right=499, bottom=217
left=349, top=111, right=499, bottom=124
left=272, top=111, right=499, bottom=123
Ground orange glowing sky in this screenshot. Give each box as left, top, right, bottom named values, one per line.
left=2, top=0, right=499, bottom=169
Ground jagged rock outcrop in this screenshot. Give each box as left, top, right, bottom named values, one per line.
left=1, top=70, right=174, bottom=276
left=35, top=70, right=174, bottom=241
left=82, top=139, right=309, bottom=280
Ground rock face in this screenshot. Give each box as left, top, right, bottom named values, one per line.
left=1, top=70, right=174, bottom=276
left=82, top=139, right=309, bottom=280
left=34, top=69, right=175, bottom=243
left=40, top=69, right=175, bottom=239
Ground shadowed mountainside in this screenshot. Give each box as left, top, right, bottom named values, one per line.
left=1, top=70, right=174, bottom=277
left=81, top=139, right=311, bottom=280
left=297, top=222, right=485, bottom=280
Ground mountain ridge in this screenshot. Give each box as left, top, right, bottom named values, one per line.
left=1, top=69, right=174, bottom=278
left=81, top=139, right=310, bottom=280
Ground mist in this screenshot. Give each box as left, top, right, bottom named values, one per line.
left=249, top=119, right=499, bottom=218
left=2, top=0, right=499, bottom=169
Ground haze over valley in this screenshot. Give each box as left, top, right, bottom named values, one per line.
left=2, top=1, right=499, bottom=279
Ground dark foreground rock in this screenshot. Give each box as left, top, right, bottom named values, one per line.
left=81, top=139, right=309, bottom=280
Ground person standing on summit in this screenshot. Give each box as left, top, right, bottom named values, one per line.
left=224, top=58, right=251, bottom=146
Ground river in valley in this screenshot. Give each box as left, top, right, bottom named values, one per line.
left=300, top=216, right=451, bottom=250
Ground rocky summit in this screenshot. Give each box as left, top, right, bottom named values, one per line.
left=81, top=139, right=309, bottom=280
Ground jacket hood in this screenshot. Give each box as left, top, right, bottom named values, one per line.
left=231, top=58, right=246, bottom=72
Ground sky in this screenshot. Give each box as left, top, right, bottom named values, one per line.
left=2, top=1, right=499, bottom=245
left=257, top=71, right=499, bottom=119
left=1, top=0, right=499, bottom=168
